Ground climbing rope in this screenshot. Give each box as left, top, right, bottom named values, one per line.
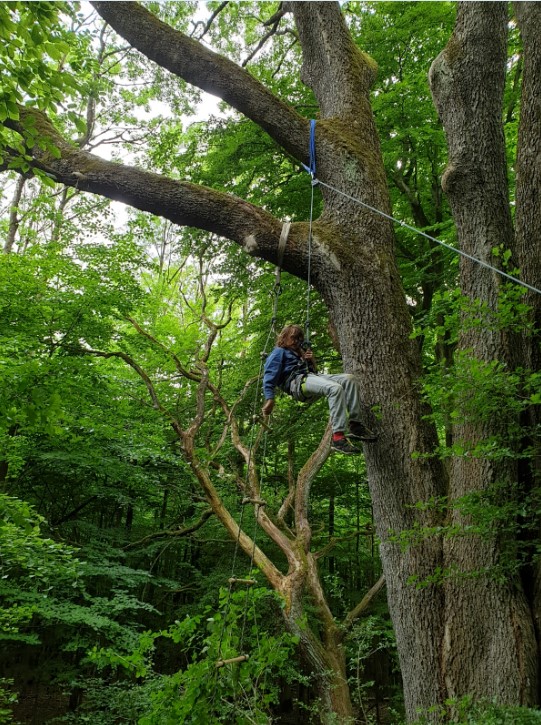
left=213, top=393, right=266, bottom=661
left=212, top=262, right=284, bottom=706
left=297, top=115, right=541, bottom=296
left=304, top=119, right=317, bottom=347
left=267, top=220, right=290, bottom=346
left=212, top=121, right=319, bottom=697
left=212, top=204, right=305, bottom=693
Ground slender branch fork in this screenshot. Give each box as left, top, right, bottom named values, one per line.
left=67, top=304, right=383, bottom=626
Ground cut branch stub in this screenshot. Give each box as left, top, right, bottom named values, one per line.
left=216, top=654, right=249, bottom=668
left=241, top=497, right=267, bottom=507
left=228, top=577, right=257, bottom=587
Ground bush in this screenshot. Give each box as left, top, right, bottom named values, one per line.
left=412, top=698, right=541, bottom=724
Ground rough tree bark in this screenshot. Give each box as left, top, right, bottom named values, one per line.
left=429, top=2, right=539, bottom=707
left=3, top=1, right=541, bottom=720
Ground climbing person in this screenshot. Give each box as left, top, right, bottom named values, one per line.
left=261, top=324, right=377, bottom=454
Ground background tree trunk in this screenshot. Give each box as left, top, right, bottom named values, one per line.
left=430, top=1, right=538, bottom=707
left=514, top=0, right=541, bottom=677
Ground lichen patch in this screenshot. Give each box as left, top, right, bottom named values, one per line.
left=314, top=234, right=341, bottom=270
left=243, top=234, right=258, bottom=253
left=328, top=252, right=341, bottom=270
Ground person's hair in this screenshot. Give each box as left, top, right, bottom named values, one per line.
left=277, top=324, right=304, bottom=349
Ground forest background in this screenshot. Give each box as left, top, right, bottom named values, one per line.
left=1, top=2, right=541, bottom=724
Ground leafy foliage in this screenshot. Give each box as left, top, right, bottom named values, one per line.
left=0, top=2, right=540, bottom=723
left=90, top=586, right=300, bottom=725
left=0, top=494, right=83, bottom=640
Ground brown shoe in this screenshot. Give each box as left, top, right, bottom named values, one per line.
left=348, top=421, right=378, bottom=442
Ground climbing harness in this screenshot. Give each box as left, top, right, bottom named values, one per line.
left=288, top=372, right=311, bottom=402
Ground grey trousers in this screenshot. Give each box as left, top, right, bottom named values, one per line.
left=302, top=373, right=363, bottom=433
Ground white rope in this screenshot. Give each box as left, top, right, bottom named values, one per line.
left=314, top=178, right=541, bottom=297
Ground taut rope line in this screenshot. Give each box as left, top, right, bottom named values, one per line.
left=314, top=177, right=541, bottom=297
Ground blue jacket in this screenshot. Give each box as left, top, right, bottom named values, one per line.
left=263, top=347, right=312, bottom=399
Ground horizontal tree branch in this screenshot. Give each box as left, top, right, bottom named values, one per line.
left=340, top=574, right=386, bottom=638
left=91, top=1, right=309, bottom=162
left=124, top=508, right=214, bottom=550
left=3, top=106, right=313, bottom=277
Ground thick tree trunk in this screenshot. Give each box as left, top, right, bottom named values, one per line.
left=514, top=3, right=541, bottom=359
left=430, top=2, right=538, bottom=707
left=291, top=3, right=449, bottom=717
left=314, top=230, right=448, bottom=718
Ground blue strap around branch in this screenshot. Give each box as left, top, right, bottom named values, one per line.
left=308, top=119, right=316, bottom=177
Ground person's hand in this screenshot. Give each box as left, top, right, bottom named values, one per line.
left=303, top=348, right=317, bottom=371
left=262, top=399, right=275, bottom=416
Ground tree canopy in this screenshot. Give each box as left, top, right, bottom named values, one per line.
left=1, top=2, right=541, bottom=724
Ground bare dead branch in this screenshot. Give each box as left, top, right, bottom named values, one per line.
left=191, top=1, right=229, bottom=40
left=295, top=421, right=332, bottom=549
left=85, top=348, right=161, bottom=401
left=69, top=346, right=184, bottom=438
left=340, top=575, right=386, bottom=638
left=242, top=26, right=290, bottom=68
left=272, top=35, right=299, bottom=78
left=124, top=508, right=214, bottom=549
left=264, top=4, right=286, bottom=26
left=66, top=289, right=298, bottom=594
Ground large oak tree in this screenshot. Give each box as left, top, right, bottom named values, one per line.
left=3, top=1, right=541, bottom=721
